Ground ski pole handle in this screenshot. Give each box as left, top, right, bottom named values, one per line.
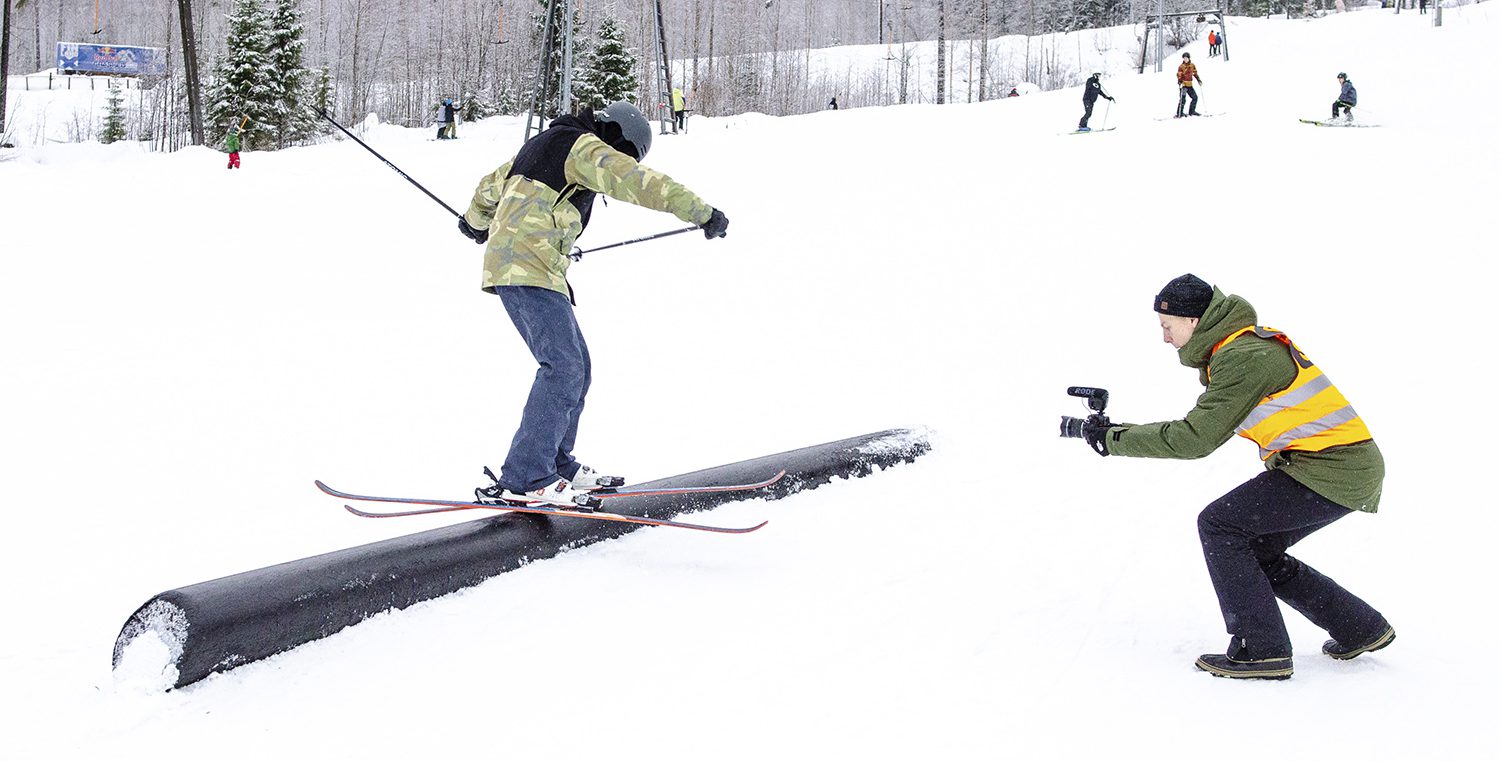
left=569, top=225, right=702, bottom=261
left=313, top=108, right=463, bottom=219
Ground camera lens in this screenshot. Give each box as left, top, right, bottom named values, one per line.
left=1060, top=416, right=1085, bottom=438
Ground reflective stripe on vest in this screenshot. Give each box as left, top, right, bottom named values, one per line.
left=1210, top=326, right=1373, bottom=460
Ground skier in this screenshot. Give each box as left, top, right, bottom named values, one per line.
left=828, top=95, right=839, bottom=110
left=456, top=102, right=730, bottom=507
left=1070, top=274, right=1393, bottom=680
left=437, top=98, right=458, bottom=140
left=225, top=124, right=241, bottom=170
left=671, top=86, right=687, bottom=133
left=1332, top=72, right=1357, bottom=122
left=1208, top=29, right=1219, bottom=57
left=1077, top=73, right=1115, bottom=132
left=1176, top=52, right=1203, bottom=118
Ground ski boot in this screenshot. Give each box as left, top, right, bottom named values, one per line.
left=476, top=468, right=601, bottom=510
left=570, top=465, right=626, bottom=491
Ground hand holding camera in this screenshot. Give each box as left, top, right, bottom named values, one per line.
left=1060, top=386, right=1114, bottom=457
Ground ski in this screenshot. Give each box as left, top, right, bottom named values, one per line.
left=1067, top=127, right=1116, bottom=135
left=1155, top=113, right=1223, bottom=121
left=315, top=481, right=770, bottom=534
left=594, top=470, right=786, bottom=499
left=1299, top=118, right=1380, bottom=128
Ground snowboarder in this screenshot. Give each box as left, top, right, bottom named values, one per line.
left=1078, top=73, right=1115, bottom=132
left=1007, top=87, right=1020, bottom=98
left=455, top=102, right=730, bottom=507
left=1070, top=274, right=1393, bottom=680
left=671, top=86, right=687, bottom=133
left=437, top=98, right=458, bottom=140
left=1176, top=52, right=1203, bottom=117
left=225, top=124, right=241, bottom=169
left=1332, top=72, right=1357, bottom=122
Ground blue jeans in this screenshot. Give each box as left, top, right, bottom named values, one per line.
left=496, top=286, right=590, bottom=492
left=1176, top=85, right=1198, bottom=116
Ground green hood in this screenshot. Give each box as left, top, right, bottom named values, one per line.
left=1176, top=287, right=1258, bottom=373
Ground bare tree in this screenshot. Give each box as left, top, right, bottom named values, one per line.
left=2, top=0, right=17, bottom=140
left=177, top=0, right=203, bottom=145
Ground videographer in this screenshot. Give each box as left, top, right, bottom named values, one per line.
left=1068, top=274, right=1393, bottom=680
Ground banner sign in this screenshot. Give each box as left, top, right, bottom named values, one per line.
left=56, top=42, right=167, bottom=77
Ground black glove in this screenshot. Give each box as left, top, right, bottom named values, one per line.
left=1108, top=96, right=1116, bottom=102
left=701, top=208, right=729, bottom=239
left=458, top=216, right=488, bottom=244
left=1081, top=418, right=1114, bottom=457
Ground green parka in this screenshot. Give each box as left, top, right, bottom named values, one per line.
left=1106, top=288, right=1384, bottom=512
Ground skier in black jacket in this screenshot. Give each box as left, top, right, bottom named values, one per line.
left=1079, top=73, right=1115, bottom=132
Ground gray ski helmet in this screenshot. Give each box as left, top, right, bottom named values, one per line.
left=596, top=101, right=652, bottom=160
left=1337, top=72, right=1347, bottom=80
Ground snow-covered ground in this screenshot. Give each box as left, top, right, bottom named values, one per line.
left=4, top=8, right=1498, bottom=761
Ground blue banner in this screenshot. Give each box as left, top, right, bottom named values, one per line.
left=56, top=42, right=167, bottom=77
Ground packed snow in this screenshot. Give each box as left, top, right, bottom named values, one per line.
left=3, top=8, right=1497, bottom=761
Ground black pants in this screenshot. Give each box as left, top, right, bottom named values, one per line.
left=674, top=110, right=685, bottom=132
left=1079, top=99, right=1096, bottom=130
left=1197, top=470, right=1387, bottom=660
left=1332, top=100, right=1353, bottom=119
left=1177, top=86, right=1199, bottom=117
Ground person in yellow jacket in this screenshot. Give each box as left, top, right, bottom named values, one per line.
left=1175, top=52, right=1203, bottom=118
left=1071, top=275, right=1393, bottom=680
left=457, top=102, right=729, bottom=508
left=671, top=87, right=687, bottom=133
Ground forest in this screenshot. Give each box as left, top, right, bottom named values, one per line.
left=1, top=0, right=1344, bottom=149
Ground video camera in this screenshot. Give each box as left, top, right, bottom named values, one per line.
left=1059, top=386, right=1110, bottom=439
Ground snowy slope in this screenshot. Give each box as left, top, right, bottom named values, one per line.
left=3, top=8, right=1498, bottom=761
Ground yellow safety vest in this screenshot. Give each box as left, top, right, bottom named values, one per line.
left=1210, top=326, right=1373, bottom=460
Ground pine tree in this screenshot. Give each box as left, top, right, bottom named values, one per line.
left=207, top=0, right=274, bottom=150
left=100, top=83, right=128, bottom=144
left=265, top=0, right=313, bottom=146
left=587, top=17, right=639, bottom=107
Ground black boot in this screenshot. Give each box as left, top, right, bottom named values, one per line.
left=1323, top=625, right=1395, bottom=661
left=1194, top=654, right=1293, bottom=680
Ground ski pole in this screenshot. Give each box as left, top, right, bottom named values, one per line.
left=569, top=226, right=701, bottom=261
left=313, top=107, right=462, bottom=219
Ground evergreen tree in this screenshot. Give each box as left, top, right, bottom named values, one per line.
left=265, top=0, right=315, bottom=146
left=207, top=0, right=274, bottom=150
left=585, top=16, right=639, bottom=107
left=100, top=83, right=128, bottom=144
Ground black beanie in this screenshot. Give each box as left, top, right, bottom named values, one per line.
left=1154, top=274, right=1213, bottom=318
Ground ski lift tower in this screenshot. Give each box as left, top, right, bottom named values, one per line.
left=1139, top=2, right=1228, bottom=74
left=649, top=0, right=673, bottom=135
left=524, top=0, right=576, bottom=141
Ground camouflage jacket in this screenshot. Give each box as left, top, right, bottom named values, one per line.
left=463, top=116, right=714, bottom=296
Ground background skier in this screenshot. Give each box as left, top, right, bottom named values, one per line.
left=671, top=86, right=687, bottom=133
left=1176, top=52, right=1203, bottom=117
left=1068, top=274, right=1393, bottom=680
left=456, top=102, right=730, bottom=508
left=1333, top=73, right=1358, bottom=121
left=437, top=98, right=458, bottom=139
left=1078, top=72, right=1115, bottom=131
